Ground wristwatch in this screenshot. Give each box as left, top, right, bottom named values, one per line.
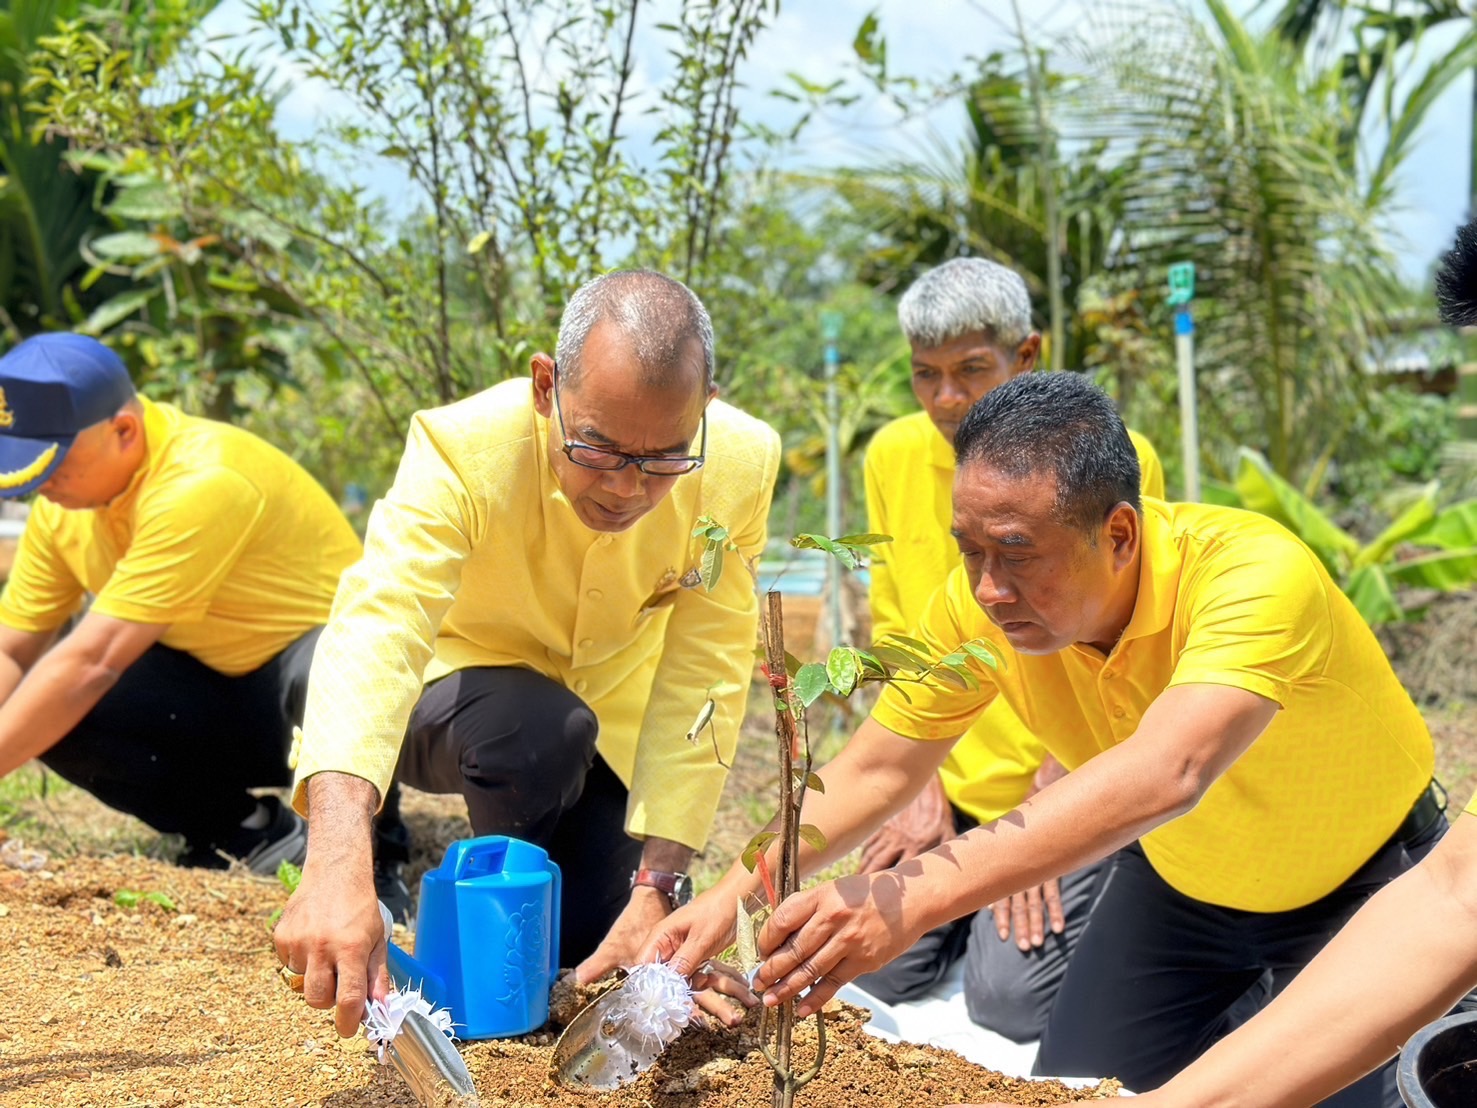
left=630, top=868, right=694, bottom=911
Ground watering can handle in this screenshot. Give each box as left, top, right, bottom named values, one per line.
left=446, top=836, right=512, bottom=880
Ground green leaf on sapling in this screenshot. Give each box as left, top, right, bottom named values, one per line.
left=741, top=831, right=778, bottom=872
left=870, top=644, right=929, bottom=673
left=825, top=648, right=861, bottom=696
left=789, top=533, right=861, bottom=569
left=929, top=666, right=971, bottom=691
left=878, top=633, right=935, bottom=655
left=962, top=640, right=999, bottom=669
left=794, top=663, right=831, bottom=707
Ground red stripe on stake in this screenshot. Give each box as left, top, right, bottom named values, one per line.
left=754, top=849, right=779, bottom=909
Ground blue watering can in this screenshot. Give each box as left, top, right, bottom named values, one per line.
left=387, top=835, right=562, bottom=1039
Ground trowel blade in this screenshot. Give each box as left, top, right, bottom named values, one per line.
left=386, top=1007, right=481, bottom=1106
left=550, top=980, right=665, bottom=1090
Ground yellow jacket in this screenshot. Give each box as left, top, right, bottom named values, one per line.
left=293, top=379, right=781, bottom=849
left=865, top=410, right=1165, bottom=822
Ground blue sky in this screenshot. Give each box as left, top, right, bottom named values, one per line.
left=200, top=0, right=1471, bottom=285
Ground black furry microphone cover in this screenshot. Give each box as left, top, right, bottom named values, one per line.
left=1436, top=218, right=1477, bottom=327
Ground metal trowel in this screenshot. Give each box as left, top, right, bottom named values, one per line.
left=373, top=902, right=482, bottom=1106
left=551, top=975, right=664, bottom=1090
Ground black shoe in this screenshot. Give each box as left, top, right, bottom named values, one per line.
left=180, top=797, right=308, bottom=877
left=375, top=859, right=415, bottom=927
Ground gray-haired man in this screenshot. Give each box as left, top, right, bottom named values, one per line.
left=856, top=257, right=1166, bottom=1040
left=274, top=270, right=781, bottom=1038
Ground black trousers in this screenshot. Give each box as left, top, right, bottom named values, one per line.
left=377, top=666, right=644, bottom=970
left=1034, top=794, right=1463, bottom=1106
left=38, top=630, right=320, bottom=845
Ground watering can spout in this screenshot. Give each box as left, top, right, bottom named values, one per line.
left=386, top=943, right=445, bottom=1000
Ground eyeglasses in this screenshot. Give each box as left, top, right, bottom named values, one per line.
left=551, top=363, right=707, bottom=476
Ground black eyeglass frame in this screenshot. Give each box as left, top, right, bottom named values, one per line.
left=550, top=362, right=707, bottom=476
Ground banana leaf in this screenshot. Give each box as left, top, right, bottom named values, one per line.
left=1352, top=481, right=1439, bottom=569
left=1406, top=500, right=1477, bottom=552
left=1233, top=448, right=1359, bottom=574
left=1383, top=547, right=1477, bottom=593
left=1343, top=565, right=1403, bottom=626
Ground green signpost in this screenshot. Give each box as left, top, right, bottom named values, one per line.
left=1169, top=263, right=1201, bottom=501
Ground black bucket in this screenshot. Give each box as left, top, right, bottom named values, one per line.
left=1398, top=1010, right=1477, bottom=1107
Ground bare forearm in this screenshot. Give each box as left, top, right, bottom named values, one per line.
left=302, top=772, right=379, bottom=879
left=640, top=837, right=695, bottom=873
left=1141, top=817, right=1477, bottom=1108
left=898, top=737, right=1195, bottom=935
left=0, top=650, right=119, bottom=777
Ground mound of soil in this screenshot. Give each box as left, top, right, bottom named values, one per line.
left=0, top=852, right=1125, bottom=1106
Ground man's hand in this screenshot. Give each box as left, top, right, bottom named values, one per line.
left=858, top=774, right=955, bottom=874
left=0, top=615, right=161, bottom=778
left=986, top=755, right=1069, bottom=949
left=754, top=871, right=921, bottom=1018
left=988, top=879, right=1065, bottom=950
left=272, top=773, right=387, bottom=1038
left=637, top=883, right=756, bottom=1024
left=638, top=884, right=741, bottom=975
left=575, top=837, right=750, bottom=1023
left=575, top=887, right=670, bottom=985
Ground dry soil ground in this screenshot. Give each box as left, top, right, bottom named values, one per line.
left=2, top=592, right=1475, bottom=1107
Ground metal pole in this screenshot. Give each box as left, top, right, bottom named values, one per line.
left=821, top=311, right=844, bottom=649
left=1175, top=307, right=1201, bottom=502
left=1167, top=262, right=1200, bottom=502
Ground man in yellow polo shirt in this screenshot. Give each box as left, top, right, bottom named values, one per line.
left=652, top=372, right=1443, bottom=1106
left=275, top=270, right=781, bottom=1039
left=0, top=333, right=361, bottom=874
left=858, top=258, right=1166, bottom=1040
left=990, top=213, right=1477, bottom=1108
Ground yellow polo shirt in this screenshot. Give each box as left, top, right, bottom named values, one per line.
left=0, top=398, right=361, bottom=675
left=293, top=378, right=781, bottom=850
left=871, top=498, right=1433, bottom=912
left=864, top=409, right=1166, bottom=823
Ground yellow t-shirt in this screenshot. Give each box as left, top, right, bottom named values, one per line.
left=0, top=398, right=360, bottom=675
left=864, top=409, right=1166, bottom=822
left=871, top=498, right=1433, bottom=912
left=293, top=379, right=781, bottom=850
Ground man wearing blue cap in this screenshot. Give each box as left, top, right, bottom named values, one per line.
left=0, top=332, right=362, bottom=874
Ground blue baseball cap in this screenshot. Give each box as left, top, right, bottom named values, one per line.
left=0, top=333, right=136, bottom=499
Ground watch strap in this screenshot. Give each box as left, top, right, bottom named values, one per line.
left=630, top=868, right=689, bottom=907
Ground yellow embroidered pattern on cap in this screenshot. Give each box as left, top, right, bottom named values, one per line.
left=0, top=388, right=14, bottom=429
left=0, top=442, right=57, bottom=489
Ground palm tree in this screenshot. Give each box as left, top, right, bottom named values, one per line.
left=1057, top=0, right=1412, bottom=489
left=824, top=57, right=1127, bottom=376
left=1266, top=0, right=1477, bottom=210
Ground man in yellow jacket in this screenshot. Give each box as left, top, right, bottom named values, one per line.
left=858, top=258, right=1165, bottom=1041
left=0, top=333, right=361, bottom=874
left=652, top=372, right=1447, bottom=1106
left=275, top=270, right=782, bottom=1038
